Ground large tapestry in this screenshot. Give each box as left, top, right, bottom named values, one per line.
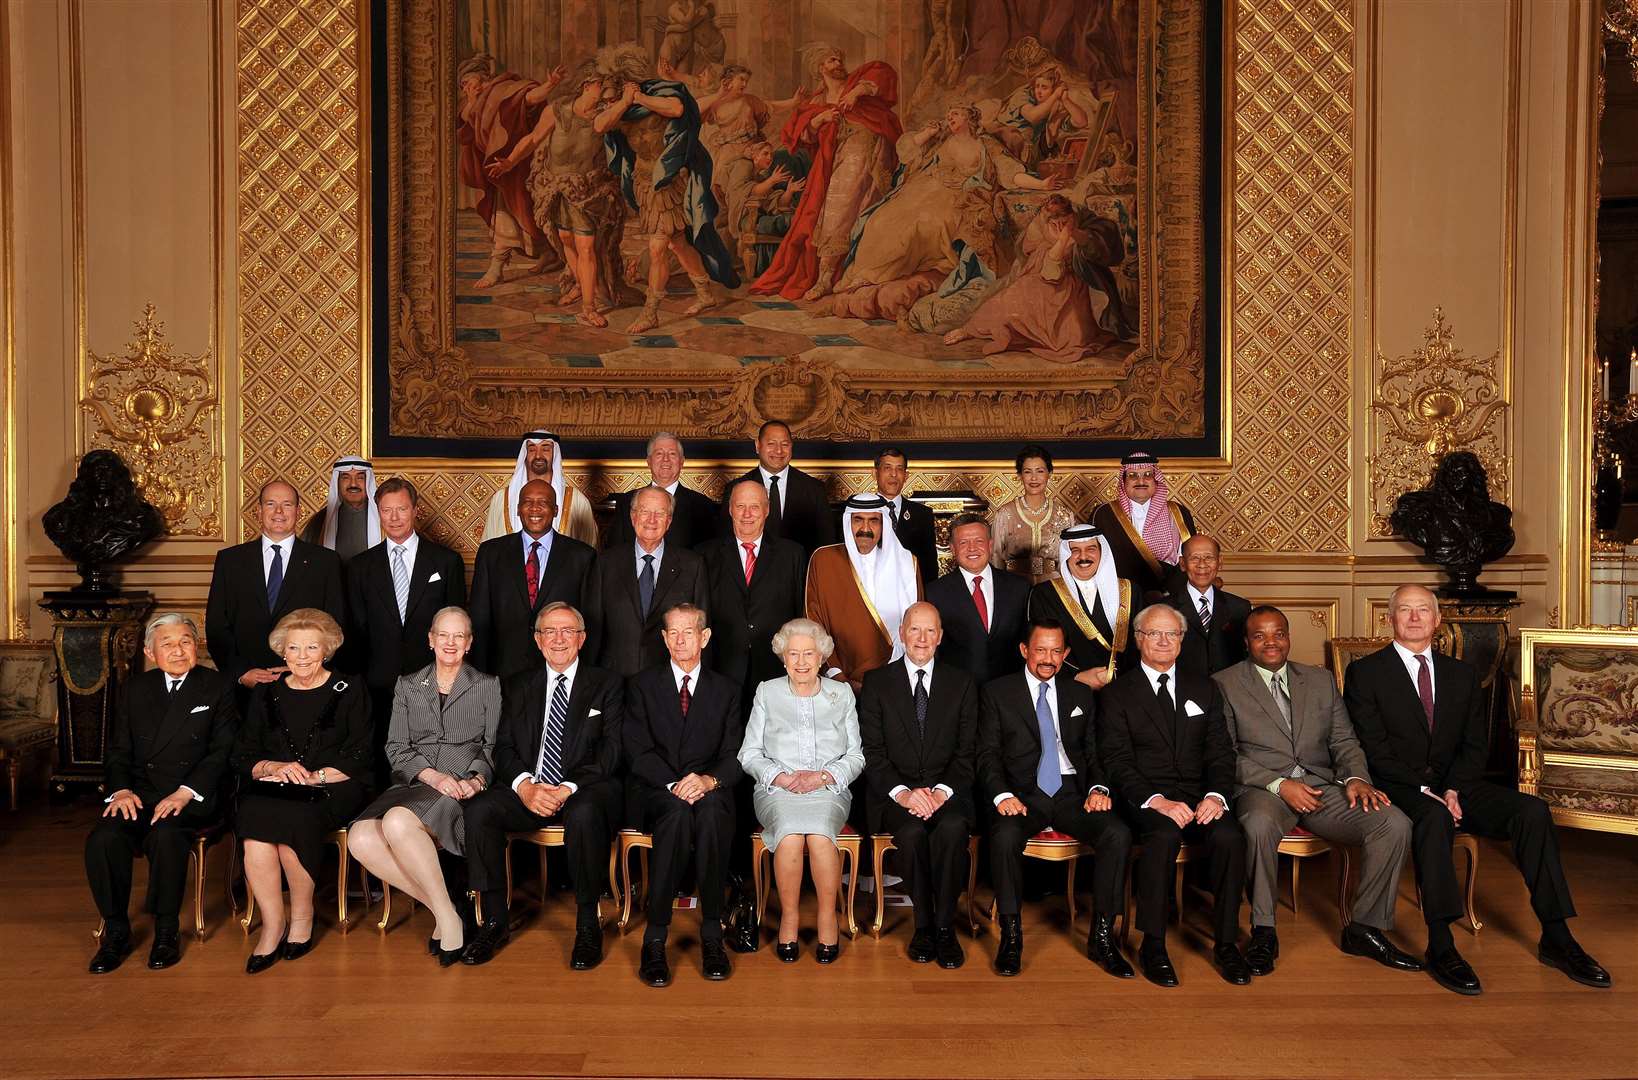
left=376, top=0, right=1221, bottom=458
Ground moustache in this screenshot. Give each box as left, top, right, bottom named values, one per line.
left=853, top=529, right=877, bottom=539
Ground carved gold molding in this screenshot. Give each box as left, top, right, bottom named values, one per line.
left=80, top=305, right=222, bottom=537
left=1368, top=308, right=1511, bottom=538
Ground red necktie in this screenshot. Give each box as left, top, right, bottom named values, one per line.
left=971, top=574, right=989, bottom=631
left=1416, top=654, right=1434, bottom=731
left=742, top=541, right=757, bottom=585
left=525, top=540, right=541, bottom=606
left=679, top=673, right=692, bottom=717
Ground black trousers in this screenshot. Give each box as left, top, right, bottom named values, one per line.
left=84, top=803, right=214, bottom=926
left=1388, top=780, right=1575, bottom=927
left=1129, top=805, right=1244, bottom=944
left=463, top=782, right=614, bottom=911
left=989, top=779, right=1131, bottom=919
left=366, top=681, right=395, bottom=791
left=880, top=793, right=975, bottom=930
left=639, top=785, right=734, bottom=937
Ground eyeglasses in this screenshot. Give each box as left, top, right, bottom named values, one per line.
left=1137, top=629, right=1183, bottom=642
left=534, top=627, right=584, bottom=639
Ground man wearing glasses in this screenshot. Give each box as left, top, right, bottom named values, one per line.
left=1165, top=534, right=1250, bottom=680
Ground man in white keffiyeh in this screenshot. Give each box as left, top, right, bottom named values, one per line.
left=299, top=457, right=380, bottom=562
left=1023, top=522, right=1140, bottom=690
left=803, top=493, right=923, bottom=688
left=481, top=430, right=599, bottom=546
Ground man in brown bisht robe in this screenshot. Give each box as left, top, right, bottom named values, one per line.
left=804, top=494, right=923, bottom=690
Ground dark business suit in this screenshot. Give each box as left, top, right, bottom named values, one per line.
left=605, top=483, right=721, bottom=551
left=468, top=530, right=596, bottom=680
left=859, top=659, right=977, bottom=930
left=346, top=535, right=467, bottom=781
left=1344, top=644, right=1574, bottom=931
left=723, top=466, right=836, bottom=558
left=928, top=566, right=1029, bottom=687
left=1026, top=577, right=1141, bottom=679
left=1168, top=584, right=1251, bottom=681
left=463, top=663, right=624, bottom=911
left=699, top=534, right=807, bottom=708
left=886, top=496, right=939, bottom=586
left=1098, top=665, right=1244, bottom=943
left=583, top=543, right=709, bottom=676
left=85, top=667, right=238, bottom=926
left=978, top=672, right=1131, bottom=919
left=624, top=663, right=744, bottom=937
left=204, top=537, right=345, bottom=685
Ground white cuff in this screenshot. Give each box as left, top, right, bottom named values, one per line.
left=1141, top=793, right=1162, bottom=809
left=1342, top=776, right=1367, bottom=786
left=180, top=785, right=203, bottom=803
left=666, top=781, right=676, bottom=793
left=1091, top=785, right=1109, bottom=796
left=511, top=773, right=532, bottom=793
left=934, top=784, right=953, bottom=798
left=889, top=785, right=908, bottom=800
left=1265, top=778, right=1285, bottom=796
left=561, top=780, right=578, bottom=795
left=1206, top=792, right=1228, bottom=808
left=993, top=791, right=1015, bottom=807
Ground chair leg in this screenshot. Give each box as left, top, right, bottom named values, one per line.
left=1336, top=848, right=1352, bottom=920
left=377, top=882, right=393, bottom=933
left=617, top=844, right=634, bottom=932
left=94, top=917, right=105, bottom=940
left=1289, top=856, right=1302, bottom=918
left=225, top=832, right=241, bottom=920
left=841, top=843, right=859, bottom=939
left=504, top=843, right=515, bottom=914
left=965, top=838, right=980, bottom=936
left=1065, top=857, right=1079, bottom=930
left=751, top=840, right=767, bottom=929
left=538, top=844, right=550, bottom=910
left=871, top=839, right=892, bottom=939
left=335, top=835, right=350, bottom=932
left=191, top=838, right=208, bottom=941
left=1461, top=841, right=1484, bottom=934
left=1172, top=860, right=1185, bottom=924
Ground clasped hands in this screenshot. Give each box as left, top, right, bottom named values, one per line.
left=517, top=779, right=573, bottom=817
left=894, top=786, right=950, bottom=820
left=103, top=788, right=193, bottom=824
left=1148, top=794, right=1225, bottom=827
left=419, top=768, right=483, bottom=801
left=670, top=772, right=716, bottom=805
left=774, top=769, right=834, bottom=795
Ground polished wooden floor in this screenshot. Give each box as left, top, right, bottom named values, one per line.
left=4, top=803, right=1636, bottom=1080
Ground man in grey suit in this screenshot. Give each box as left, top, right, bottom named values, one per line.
left=1214, top=605, right=1421, bottom=977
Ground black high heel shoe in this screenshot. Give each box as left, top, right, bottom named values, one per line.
left=815, top=941, right=840, bottom=964
left=282, top=935, right=317, bottom=962
left=438, top=943, right=465, bottom=968
left=775, top=941, right=800, bottom=963
left=246, top=934, right=286, bottom=975
left=427, top=936, right=439, bottom=957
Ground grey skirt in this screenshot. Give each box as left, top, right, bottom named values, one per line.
left=752, top=785, right=852, bottom=851
left=354, top=782, right=468, bottom=855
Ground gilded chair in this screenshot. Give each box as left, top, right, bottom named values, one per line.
left=239, top=827, right=369, bottom=934
left=869, top=832, right=980, bottom=937
left=750, top=826, right=862, bottom=939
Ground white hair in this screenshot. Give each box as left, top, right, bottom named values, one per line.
left=144, top=612, right=200, bottom=650
left=430, top=606, right=473, bottom=635
left=1133, top=603, right=1186, bottom=634
left=771, top=617, right=835, bottom=662
left=645, top=431, right=683, bottom=457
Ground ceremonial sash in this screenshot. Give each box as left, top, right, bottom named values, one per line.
left=1050, top=577, right=1132, bottom=676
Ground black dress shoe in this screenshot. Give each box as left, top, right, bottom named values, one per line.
left=701, top=939, right=732, bottom=981
left=245, top=935, right=285, bottom=976
left=775, top=940, right=800, bottom=963
left=815, top=941, right=840, bottom=964
left=994, top=915, right=1023, bottom=977
left=639, top=941, right=671, bottom=987
left=1539, top=939, right=1612, bottom=988
left=282, top=936, right=316, bottom=962
left=1214, top=942, right=1252, bottom=985
left=570, top=923, right=604, bottom=970
left=907, top=927, right=936, bottom=963
left=460, top=919, right=510, bottom=966
left=147, top=928, right=182, bottom=970
left=1426, top=947, right=1483, bottom=995
left=935, top=927, right=965, bottom=970
left=1086, top=914, right=1134, bottom=979
left=1245, top=928, right=1278, bottom=976
left=89, top=934, right=133, bottom=975
left=1139, top=941, right=1178, bottom=987
left=1340, top=923, right=1422, bottom=971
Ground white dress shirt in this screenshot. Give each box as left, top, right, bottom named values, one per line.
left=635, top=539, right=666, bottom=578
left=261, top=535, right=293, bottom=585
left=993, top=670, right=1109, bottom=806
left=888, top=658, right=955, bottom=803
left=758, top=466, right=790, bottom=494
left=1137, top=662, right=1226, bottom=811
left=1128, top=498, right=1151, bottom=535
left=511, top=659, right=581, bottom=794
left=387, top=530, right=421, bottom=574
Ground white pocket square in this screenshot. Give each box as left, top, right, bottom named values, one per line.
left=1184, top=700, right=1205, bottom=717
left=190, top=704, right=211, bottom=713
left=1069, top=706, right=1085, bottom=717
left=589, top=708, right=601, bottom=717
left=428, top=572, right=441, bottom=582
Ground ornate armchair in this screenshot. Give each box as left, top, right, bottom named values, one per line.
left=0, top=641, right=58, bottom=810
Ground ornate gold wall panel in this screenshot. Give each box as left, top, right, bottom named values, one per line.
left=235, top=0, right=365, bottom=535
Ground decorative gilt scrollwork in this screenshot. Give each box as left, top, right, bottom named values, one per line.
left=1368, top=308, right=1510, bottom=538
left=684, top=356, right=904, bottom=440
left=1606, top=0, right=1638, bottom=80
left=80, top=304, right=220, bottom=537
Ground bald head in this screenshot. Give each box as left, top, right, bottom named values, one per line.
left=900, top=601, right=943, bottom=666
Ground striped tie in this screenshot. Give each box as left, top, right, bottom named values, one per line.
left=1198, top=593, right=1212, bottom=633
left=535, top=673, right=569, bottom=785
left=391, top=545, right=410, bottom=623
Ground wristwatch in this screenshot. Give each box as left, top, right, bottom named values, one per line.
left=317, top=768, right=328, bottom=785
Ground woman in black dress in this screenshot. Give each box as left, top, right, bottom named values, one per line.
left=232, top=608, right=372, bottom=973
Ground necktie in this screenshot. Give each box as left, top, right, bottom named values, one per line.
left=168, top=678, right=180, bottom=695
left=639, top=553, right=656, bottom=617
left=1155, top=672, right=1177, bottom=725
left=913, top=668, right=928, bottom=738
left=391, top=545, right=410, bottom=622
left=266, top=543, right=285, bottom=611
left=536, top=674, right=568, bottom=785
left=742, top=541, right=757, bottom=585
left=971, top=575, right=989, bottom=631
left=1198, top=593, right=1212, bottom=633
left=525, top=540, right=541, bottom=607
left=679, top=673, right=691, bottom=718
left=767, top=474, right=783, bottom=531
left=1270, top=670, right=1292, bottom=729
left=1035, top=681, right=1061, bottom=797
left=1416, top=654, right=1435, bottom=731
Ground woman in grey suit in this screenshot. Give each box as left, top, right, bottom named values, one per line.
left=737, top=617, right=865, bottom=963
left=350, top=607, right=501, bottom=965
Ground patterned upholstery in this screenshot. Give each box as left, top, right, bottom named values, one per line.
left=0, top=642, right=58, bottom=809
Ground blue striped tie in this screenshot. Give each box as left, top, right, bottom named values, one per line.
left=1035, top=681, right=1061, bottom=796
left=535, top=673, right=569, bottom=785
left=391, top=545, right=410, bottom=623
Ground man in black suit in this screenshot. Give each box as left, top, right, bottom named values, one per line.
left=1099, top=602, right=1249, bottom=987
left=928, top=513, right=1028, bottom=686
left=1167, top=534, right=1251, bottom=680
left=345, top=477, right=467, bottom=782
left=469, top=478, right=596, bottom=680
left=701, top=479, right=807, bottom=709
left=858, top=602, right=976, bottom=969
left=979, top=618, right=1134, bottom=979
left=205, top=479, right=345, bottom=696
left=874, top=447, right=938, bottom=586
left=604, top=432, right=721, bottom=551
left=585, top=486, right=709, bottom=675
left=461, top=602, right=623, bottom=970
left=625, top=604, right=743, bottom=986
left=721, top=419, right=836, bottom=559
left=1344, top=584, right=1610, bottom=994
left=85, top=614, right=237, bottom=973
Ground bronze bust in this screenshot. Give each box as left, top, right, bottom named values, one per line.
left=1390, top=451, right=1515, bottom=597
left=42, top=449, right=164, bottom=594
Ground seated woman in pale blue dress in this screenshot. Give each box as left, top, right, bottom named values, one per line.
left=737, top=618, right=865, bottom=964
